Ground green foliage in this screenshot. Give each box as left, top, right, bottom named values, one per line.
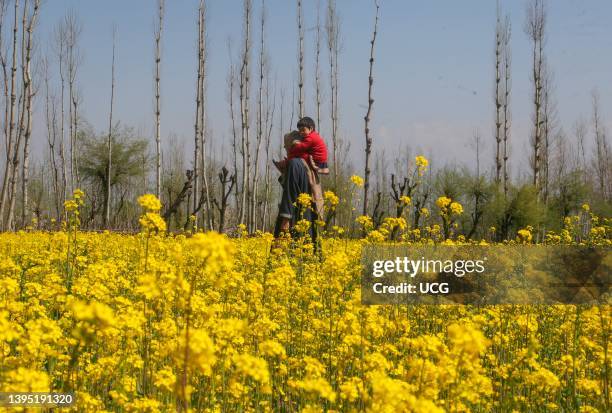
left=79, top=123, right=149, bottom=190
left=497, top=184, right=546, bottom=240
left=78, top=122, right=150, bottom=227
left=591, top=197, right=612, bottom=219
left=546, top=170, right=590, bottom=230
left=456, top=167, right=497, bottom=239
left=434, top=165, right=463, bottom=200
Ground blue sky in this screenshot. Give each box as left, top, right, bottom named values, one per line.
left=32, top=0, right=612, bottom=176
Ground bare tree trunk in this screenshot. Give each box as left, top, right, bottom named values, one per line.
left=555, top=131, right=568, bottom=189
left=154, top=0, right=164, bottom=198
left=278, top=87, right=285, bottom=158
left=363, top=0, right=379, bottom=216
left=573, top=119, right=587, bottom=173
left=326, top=0, right=340, bottom=191
left=213, top=167, right=235, bottom=233
left=524, top=0, right=546, bottom=194
left=72, top=89, right=80, bottom=187
left=227, top=53, right=240, bottom=218
left=238, top=0, right=251, bottom=227
left=59, top=115, right=67, bottom=206
left=1, top=0, right=10, bottom=164
left=105, top=27, right=116, bottom=228
left=534, top=36, right=544, bottom=192
left=201, top=128, right=212, bottom=230
left=56, top=23, right=68, bottom=203
left=592, top=90, right=608, bottom=200
left=194, top=0, right=203, bottom=227
left=43, top=57, right=61, bottom=220
left=198, top=1, right=213, bottom=230
left=263, top=146, right=271, bottom=231
left=262, top=97, right=272, bottom=231
left=0, top=0, right=19, bottom=230
left=65, top=10, right=82, bottom=192
left=314, top=0, right=322, bottom=133
left=474, top=129, right=481, bottom=178
left=289, top=85, right=296, bottom=136
left=8, top=0, right=29, bottom=230
left=20, top=0, right=40, bottom=228
left=541, top=65, right=556, bottom=203
left=502, top=15, right=511, bottom=198
left=605, top=135, right=612, bottom=202
left=6, top=0, right=33, bottom=230
left=262, top=71, right=275, bottom=232
left=297, top=0, right=304, bottom=118
left=58, top=27, right=69, bottom=194
left=467, top=130, right=483, bottom=240
left=250, top=0, right=266, bottom=232
left=494, top=1, right=502, bottom=185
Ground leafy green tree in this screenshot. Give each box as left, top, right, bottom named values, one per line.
left=546, top=170, right=590, bottom=227
left=456, top=168, right=497, bottom=240
left=434, top=165, right=463, bottom=201
left=496, top=184, right=545, bottom=241
left=79, top=123, right=149, bottom=228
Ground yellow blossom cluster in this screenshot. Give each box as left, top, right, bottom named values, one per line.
left=399, top=195, right=411, bottom=206
left=415, top=155, right=428, bottom=176
left=350, top=175, right=364, bottom=187
left=0, top=190, right=610, bottom=412
left=324, top=190, right=340, bottom=209
left=517, top=226, right=533, bottom=243
left=297, top=192, right=313, bottom=210
left=138, top=193, right=163, bottom=212
left=138, top=194, right=166, bottom=233
left=356, top=215, right=374, bottom=232
left=436, top=196, right=463, bottom=216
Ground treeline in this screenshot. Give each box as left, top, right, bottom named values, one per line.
left=0, top=0, right=610, bottom=240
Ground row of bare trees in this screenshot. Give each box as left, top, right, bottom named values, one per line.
left=0, top=0, right=40, bottom=231
left=0, top=0, right=609, bottom=235
left=521, top=0, right=610, bottom=204
left=494, top=1, right=511, bottom=197
left=525, top=0, right=546, bottom=193
left=361, top=0, right=610, bottom=239
left=0, top=0, right=348, bottom=233
left=219, top=0, right=346, bottom=233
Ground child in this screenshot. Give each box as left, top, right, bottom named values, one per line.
left=273, top=117, right=329, bottom=174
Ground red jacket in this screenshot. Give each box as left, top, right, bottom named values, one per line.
left=287, top=130, right=328, bottom=166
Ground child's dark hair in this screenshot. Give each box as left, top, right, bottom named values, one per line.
left=297, top=116, right=315, bottom=130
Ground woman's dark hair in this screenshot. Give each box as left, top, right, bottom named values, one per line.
left=297, top=116, right=315, bottom=130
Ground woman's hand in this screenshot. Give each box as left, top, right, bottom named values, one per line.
left=279, top=218, right=290, bottom=232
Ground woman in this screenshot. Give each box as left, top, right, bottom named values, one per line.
left=273, top=157, right=316, bottom=240
left=273, top=124, right=325, bottom=244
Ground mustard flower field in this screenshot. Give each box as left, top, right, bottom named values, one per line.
left=0, top=191, right=610, bottom=412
